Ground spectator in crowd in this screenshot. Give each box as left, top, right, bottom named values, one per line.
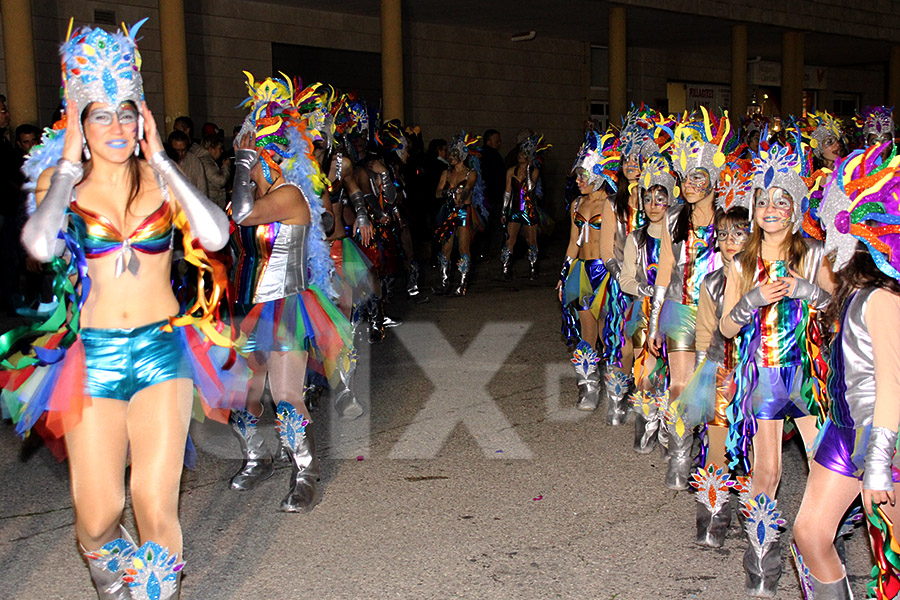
left=201, top=134, right=232, bottom=209
left=480, top=128, right=505, bottom=257
left=167, top=128, right=208, bottom=194
left=505, top=127, right=534, bottom=168
left=0, top=95, right=22, bottom=313
left=15, top=124, right=39, bottom=158
left=175, top=115, right=222, bottom=198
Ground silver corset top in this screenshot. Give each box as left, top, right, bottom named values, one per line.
left=253, top=223, right=310, bottom=303
left=837, top=287, right=876, bottom=429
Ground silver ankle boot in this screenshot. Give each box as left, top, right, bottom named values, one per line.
left=631, top=391, right=662, bottom=454
left=229, top=407, right=275, bottom=491
left=436, top=255, right=450, bottom=295
left=527, top=244, right=538, bottom=280
left=604, top=369, right=632, bottom=426
left=572, top=342, right=601, bottom=411
left=334, top=346, right=364, bottom=420
left=500, top=247, right=511, bottom=279
left=82, top=527, right=135, bottom=600
left=792, top=542, right=853, bottom=600
left=690, top=464, right=733, bottom=548
left=664, top=419, right=693, bottom=490
left=276, top=401, right=320, bottom=512
left=741, top=494, right=785, bottom=598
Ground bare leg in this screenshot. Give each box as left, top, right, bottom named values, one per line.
left=578, top=309, right=599, bottom=349
left=793, top=462, right=861, bottom=582
left=458, top=223, right=472, bottom=257
left=506, top=222, right=521, bottom=253
left=65, top=397, right=129, bottom=551
left=793, top=415, right=820, bottom=461
left=128, top=377, right=194, bottom=555
left=750, top=419, right=785, bottom=499
left=667, top=349, right=696, bottom=401
left=267, top=350, right=309, bottom=417
left=706, top=424, right=729, bottom=471
left=524, top=224, right=537, bottom=247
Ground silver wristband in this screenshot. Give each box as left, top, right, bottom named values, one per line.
left=790, top=277, right=831, bottom=310
left=648, top=284, right=666, bottom=341
left=864, top=426, right=898, bottom=492
left=728, top=287, right=765, bottom=327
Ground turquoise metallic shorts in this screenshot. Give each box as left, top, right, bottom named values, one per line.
left=81, top=320, right=190, bottom=402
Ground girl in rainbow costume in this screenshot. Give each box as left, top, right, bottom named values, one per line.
left=0, top=19, right=244, bottom=600
left=227, top=73, right=350, bottom=512
left=792, top=143, right=900, bottom=600
left=718, top=136, right=833, bottom=597
left=559, top=128, right=619, bottom=411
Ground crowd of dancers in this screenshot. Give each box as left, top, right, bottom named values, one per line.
left=3, top=15, right=900, bottom=600
left=560, top=102, right=900, bottom=598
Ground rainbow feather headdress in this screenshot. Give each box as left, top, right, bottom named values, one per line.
left=295, top=82, right=337, bottom=149
left=671, top=107, right=736, bottom=183
left=573, top=128, right=620, bottom=192
left=750, top=141, right=810, bottom=233
left=61, top=18, right=147, bottom=141
left=801, top=110, right=845, bottom=159
left=820, top=143, right=900, bottom=276
left=716, top=159, right=754, bottom=212
left=376, top=119, right=408, bottom=157
left=638, top=153, right=678, bottom=205
left=448, top=131, right=480, bottom=162
left=238, top=72, right=299, bottom=185
left=520, top=133, right=551, bottom=163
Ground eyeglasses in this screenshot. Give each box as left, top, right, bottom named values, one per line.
left=753, top=187, right=793, bottom=211
left=641, top=189, right=669, bottom=207
left=716, top=227, right=750, bottom=244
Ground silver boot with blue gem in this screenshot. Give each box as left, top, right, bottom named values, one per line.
left=228, top=407, right=275, bottom=490
left=82, top=527, right=136, bottom=600
left=276, top=401, right=320, bottom=512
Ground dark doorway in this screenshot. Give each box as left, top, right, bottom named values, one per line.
left=271, top=43, right=382, bottom=105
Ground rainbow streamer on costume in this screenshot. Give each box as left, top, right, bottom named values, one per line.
left=726, top=316, right=760, bottom=471
left=681, top=224, right=718, bottom=307
left=867, top=504, right=900, bottom=599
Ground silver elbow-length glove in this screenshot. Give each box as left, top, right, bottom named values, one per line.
left=502, top=190, right=512, bottom=216
left=21, top=159, right=83, bottom=262
left=647, top=285, right=666, bottom=342
left=727, top=287, right=767, bottom=328
left=149, top=150, right=229, bottom=250
left=863, top=426, right=898, bottom=493
left=694, top=350, right=707, bottom=371
left=348, top=190, right=372, bottom=231
left=380, top=171, right=397, bottom=205
left=605, top=258, right=622, bottom=282
left=229, top=148, right=259, bottom=225
left=789, top=277, right=831, bottom=310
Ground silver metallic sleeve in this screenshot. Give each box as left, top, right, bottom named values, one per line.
left=637, top=282, right=655, bottom=297
left=648, top=285, right=666, bottom=341
left=790, top=277, right=831, bottom=310
left=365, top=192, right=387, bottom=220
left=694, top=350, right=706, bottom=371
left=21, top=159, right=82, bottom=261
left=728, top=287, right=766, bottom=328
left=863, top=426, right=898, bottom=492
left=348, top=189, right=372, bottom=230
left=502, top=190, right=512, bottom=215
left=229, top=149, right=259, bottom=225
left=148, top=151, right=229, bottom=251
left=379, top=171, right=397, bottom=205
left=604, top=258, right=621, bottom=281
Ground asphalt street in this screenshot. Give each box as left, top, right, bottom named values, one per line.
left=0, top=242, right=874, bottom=599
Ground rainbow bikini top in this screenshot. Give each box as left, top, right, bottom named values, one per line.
left=70, top=189, right=175, bottom=277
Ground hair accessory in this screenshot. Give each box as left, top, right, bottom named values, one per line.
left=857, top=105, right=896, bottom=143
left=520, top=133, right=551, bottom=163
left=448, top=131, right=481, bottom=162
left=750, top=141, right=810, bottom=233
left=638, top=153, right=678, bottom=204
left=716, top=158, right=753, bottom=211
left=573, top=128, right=620, bottom=192
left=671, top=107, right=738, bottom=183
left=800, top=110, right=845, bottom=159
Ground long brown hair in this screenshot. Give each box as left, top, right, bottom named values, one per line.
left=824, top=241, right=900, bottom=336
left=81, top=103, right=144, bottom=214
left=738, top=224, right=808, bottom=294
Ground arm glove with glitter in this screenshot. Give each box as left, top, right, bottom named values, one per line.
left=789, top=278, right=831, bottom=310
left=727, top=287, right=766, bottom=328
left=149, top=150, right=229, bottom=251
left=21, top=159, right=82, bottom=261
left=647, top=285, right=665, bottom=341
left=228, top=148, right=259, bottom=226
left=863, top=426, right=898, bottom=492
left=380, top=171, right=397, bottom=205
left=348, top=189, right=372, bottom=231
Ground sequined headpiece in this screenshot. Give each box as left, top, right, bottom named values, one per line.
left=61, top=18, right=147, bottom=141
left=295, top=82, right=337, bottom=148
left=801, top=110, right=845, bottom=159
left=671, top=107, right=737, bottom=184
left=449, top=131, right=480, bottom=162
left=715, top=159, right=753, bottom=211
left=376, top=119, right=408, bottom=157
left=820, top=144, right=900, bottom=276
left=750, top=142, right=810, bottom=233
left=638, top=153, right=678, bottom=205
left=520, top=133, right=551, bottom=163
left=859, top=106, right=895, bottom=143
left=238, top=72, right=299, bottom=184
left=573, top=129, right=620, bottom=192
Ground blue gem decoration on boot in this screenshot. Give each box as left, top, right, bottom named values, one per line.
left=500, top=247, right=510, bottom=262
left=571, top=341, right=599, bottom=379
left=604, top=369, right=633, bottom=397
left=232, top=409, right=259, bottom=437
left=275, top=401, right=309, bottom=450
left=790, top=542, right=814, bottom=600
left=457, top=253, right=470, bottom=273
left=122, top=541, right=183, bottom=600
left=84, top=536, right=136, bottom=574
left=740, top=493, right=786, bottom=560
left=527, top=244, right=538, bottom=263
